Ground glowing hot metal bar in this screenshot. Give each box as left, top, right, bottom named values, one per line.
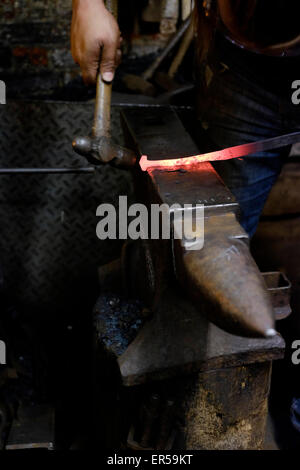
left=140, top=131, right=300, bottom=171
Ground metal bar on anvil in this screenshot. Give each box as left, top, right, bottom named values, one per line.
left=121, top=107, right=276, bottom=339
left=139, top=131, right=300, bottom=170
left=121, top=107, right=239, bottom=217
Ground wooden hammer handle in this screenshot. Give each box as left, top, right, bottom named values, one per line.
left=92, top=0, right=118, bottom=139
left=168, top=22, right=194, bottom=79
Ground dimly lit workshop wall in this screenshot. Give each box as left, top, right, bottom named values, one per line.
left=0, top=0, right=77, bottom=98
left=0, top=0, right=192, bottom=98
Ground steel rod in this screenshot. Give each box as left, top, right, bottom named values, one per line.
left=0, top=167, right=95, bottom=174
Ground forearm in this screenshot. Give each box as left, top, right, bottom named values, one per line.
left=72, top=0, right=107, bottom=20
left=73, top=0, right=105, bottom=8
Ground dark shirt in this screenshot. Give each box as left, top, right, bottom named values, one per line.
left=214, top=30, right=300, bottom=97
left=218, top=0, right=300, bottom=49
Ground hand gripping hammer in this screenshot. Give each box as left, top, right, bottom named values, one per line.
left=72, top=0, right=136, bottom=169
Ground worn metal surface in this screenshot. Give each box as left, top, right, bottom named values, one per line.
left=0, top=100, right=131, bottom=310
left=73, top=90, right=137, bottom=168
left=121, top=107, right=275, bottom=338
left=93, top=228, right=285, bottom=450
left=93, top=266, right=284, bottom=450
left=93, top=256, right=288, bottom=384
left=262, top=271, right=291, bottom=320
left=73, top=134, right=137, bottom=168
left=148, top=165, right=238, bottom=216
left=0, top=167, right=94, bottom=174
left=122, top=106, right=200, bottom=161
left=118, top=287, right=284, bottom=386
left=174, top=213, right=276, bottom=337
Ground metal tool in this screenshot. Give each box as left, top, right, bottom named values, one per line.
left=155, top=20, right=194, bottom=89
left=139, top=130, right=300, bottom=171
left=122, top=16, right=191, bottom=96
left=0, top=167, right=95, bottom=175
left=262, top=271, right=292, bottom=320
left=153, top=22, right=195, bottom=102
left=72, top=0, right=137, bottom=169
left=168, top=20, right=194, bottom=78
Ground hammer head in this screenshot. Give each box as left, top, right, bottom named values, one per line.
left=72, top=135, right=137, bottom=169
left=122, top=73, right=157, bottom=97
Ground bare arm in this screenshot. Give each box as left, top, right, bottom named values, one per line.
left=71, top=0, right=121, bottom=84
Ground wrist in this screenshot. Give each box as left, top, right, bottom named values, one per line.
left=73, top=0, right=105, bottom=9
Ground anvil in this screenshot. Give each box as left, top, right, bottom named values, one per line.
left=121, top=107, right=277, bottom=339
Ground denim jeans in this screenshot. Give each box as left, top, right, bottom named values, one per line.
left=198, top=37, right=300, bottom=236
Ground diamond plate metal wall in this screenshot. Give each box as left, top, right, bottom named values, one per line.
left=0, top=100, right=133, bottom=314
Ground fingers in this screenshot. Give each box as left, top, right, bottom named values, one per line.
left=70, top=2, right=122, bottom=86
left=74, top=37, right=122, bottom=85
left=99, top=35, right=122, bottom=82
left=100, top=39, right=119, bottom=82
left=82, top=63, right=99, bottom=85
left=77, top=44, right=122, bottom=85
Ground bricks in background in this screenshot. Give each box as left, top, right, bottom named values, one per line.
left=0, top=0, right=80, bottom=97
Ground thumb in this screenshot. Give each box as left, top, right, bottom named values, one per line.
left=100, top=40, right=118, bottom=82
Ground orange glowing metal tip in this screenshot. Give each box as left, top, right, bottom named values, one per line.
left=139, top=152, right=232, bottom=171
left=139, top=131, right=300, bottom=172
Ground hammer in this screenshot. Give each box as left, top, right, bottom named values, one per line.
left=72, top=0, right=137, bottom=169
